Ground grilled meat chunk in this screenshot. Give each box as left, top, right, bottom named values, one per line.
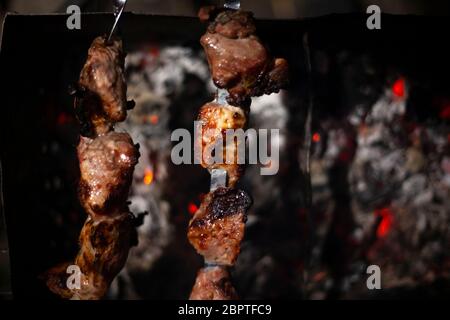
left=188, top=6, right=290, bottom=301
left=45, top=36, right=139, bottom=300
left=200, top=9, right=289, bottom=106
left=188, top=187, right=252, bottom=266
left=44, top=262, right=75, bottom=299
left=190, top=266, right=238, bottom=300
left=45, top=213, right=136, bottom=300
left=73, top=213, right=136, bottom=299
left=76, top=36, right=129, bottom=136
left=77, top=132, right=139, bottom=218
left=197, top=102, right=247, bottom=188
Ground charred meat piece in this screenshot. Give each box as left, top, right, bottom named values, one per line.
left=45, top=36, right=139, bottom=300
left=73, top=213, right=136, bottom=300
left=200, top=9, right=289, bottom=106
left=77, top=132, right=139, bottom=218
left=190, top=266, right=238, bottom=300
left=188, top=187, right=252, bottom=266
left=45, top=213, right=137, bottom=300
left=76, top=36, right=128, bottom=136
left=197, top=102, right=247, bottom=188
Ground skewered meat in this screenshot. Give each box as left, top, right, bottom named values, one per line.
left=188, top=187, right=251, bottom=266
left=188, top=6, right=288, bottom=300
left=44, top=262, right=75, bottom=299
left=199, top=8, right=289, bottom=106
left=78, top=132, right=139, bottom=218
left=198, top=102, right=247, bottom=187
left=75, top=37, right=131, bottom=136
left=44, top=214, right=137, bottom=300
left=190, top=266, right=238, bottom=300
left=72, top=213, right=137, bottom=299
left=45, top=36, right=139, bottom=300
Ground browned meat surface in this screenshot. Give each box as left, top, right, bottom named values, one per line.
left=190, top=266, right=238, bottom=300
left=76, top=36, right=129, bottom=136
left=77, top=132, right=139, bottom=218
left=199, top=8, right=289, bottom=106
left=188, top=7, right=289, bottom=300
left=188, top=187, right=251, bottom=266
left=197, top=102, right=247, bottom=187
left=73, top=213, right=136, bottom=299
left=45, top=214, right=136, bottom=300
left=43, top=262, right=74, bottom=299
left=45, top=36, right=139, bottom=300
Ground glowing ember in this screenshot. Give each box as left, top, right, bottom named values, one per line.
left=188, top=203, right=198, bottom=215
left=57, top=113, right=71, bottom=125
left=143, top=168, right=154, bottom=185
left=312, top=271, right=327, bottom=282
left=312, top=132, right=321, bottom=143
left=392, top=78, right=406, bottom=98
left=439, top=105, right=450, bottom=119
left=149, top=114, right=159, bottom=125
left=149, top=46, right=160, bottom=57
left=375, top=207, right=393, bottom=238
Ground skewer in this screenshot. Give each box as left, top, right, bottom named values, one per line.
left=224, top=0, right=240, bottom=10
left=189, top=0, right=288, bottom=299
left=45, top=34, right=138, bottom=300
left=210, top=168, right=227, bottom=191
left=107, top=0, right=128, bottom=43
left=189, top=0, right=246, bottom=300
left=207, top=0, right=242, bottom=191
left=208, top=1, right=241, bottom=191
left=216, top=88, right=229, bottom=106
left=210, top=90, right=229, bottom=190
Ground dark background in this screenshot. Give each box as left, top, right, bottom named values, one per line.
left=0, top=1, right=449, bottom=300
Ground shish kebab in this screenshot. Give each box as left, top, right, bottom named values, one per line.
left=188, top=2, right=289, bottom=300
left=44, top=1, right=140, bottom=300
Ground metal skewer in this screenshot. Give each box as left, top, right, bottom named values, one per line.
left=209, top=1, right=241, bottom=191
left=224, top=0, right=240, bottom=10
left=215, top=88, right=229, bottom=105
left=107, top=0, right=128, bottom=43
left=210, top=90, right=228, bottom=190
left=210, top=168, right=227, bottom=191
